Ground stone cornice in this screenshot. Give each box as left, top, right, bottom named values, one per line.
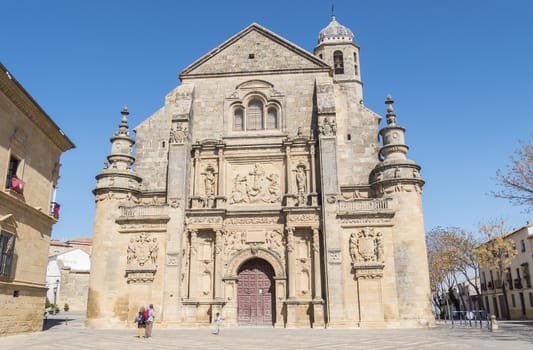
left=0, top=63, right=75, bottom=152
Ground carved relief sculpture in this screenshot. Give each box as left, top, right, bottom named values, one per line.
left=229, top=163, right=281, bottom=205
left=318, top=117, right=337, bottom=136
left=169, top=123, right=187, bottom=144
left=126, top=232, right=159, bottom=267
left=202, top=167, right=217, bottom=196
left=349, top=228, right=384, bottom=265
left=296, top=165, right=307, bottom=206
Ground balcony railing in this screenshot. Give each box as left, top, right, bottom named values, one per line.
left=337, top=198, right=392, bottom=212
left=49, top=202, right=60, bottom=219
left=514, top=278, right=523, bottom=289
left=119, top=205, right=168, bottom=217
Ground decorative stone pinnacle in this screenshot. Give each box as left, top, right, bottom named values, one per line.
left=385, top=94, right=396, bottom=126
left=117, top=106, right=130, bottom=135
left=121, top=106, right=129, bottom=123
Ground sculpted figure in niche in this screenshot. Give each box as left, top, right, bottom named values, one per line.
left=296, top=165, right=307, bottom=206
left=202, top=168, right=216, bottom=196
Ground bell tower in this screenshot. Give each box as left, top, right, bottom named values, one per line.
left=314, top=15, right=362, bottom=98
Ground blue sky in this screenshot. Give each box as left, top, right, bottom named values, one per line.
left=1, top=0, right=531, bottom=241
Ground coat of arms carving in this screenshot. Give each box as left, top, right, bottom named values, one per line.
left=349, top=228, right=384, bottom=265
left=127, top=232, right=159, bottom=267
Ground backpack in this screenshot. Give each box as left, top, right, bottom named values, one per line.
left=144, top=309, right=150, bottom=320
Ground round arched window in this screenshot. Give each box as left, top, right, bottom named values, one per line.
left=247, top=99, right=264, bottom=130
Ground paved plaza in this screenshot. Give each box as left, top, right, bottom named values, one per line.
left=0, top=313, right=531, bottom=350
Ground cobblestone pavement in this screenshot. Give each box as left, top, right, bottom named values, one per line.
left=0, top=313, right=531, bottom=350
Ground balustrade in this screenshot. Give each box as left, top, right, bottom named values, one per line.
left=119, top=205, right=167, bottom=217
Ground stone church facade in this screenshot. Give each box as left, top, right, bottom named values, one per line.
left=87, top=18, right=434, bottom=328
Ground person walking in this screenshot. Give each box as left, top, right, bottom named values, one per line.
left=134, top=307, right=146, bottom=338
left=145, top=304, right=155, bottom=338
left=213, top=312, right=224, bottom=335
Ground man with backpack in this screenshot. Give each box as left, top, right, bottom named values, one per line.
left=145, top=304, right=155, bottom=338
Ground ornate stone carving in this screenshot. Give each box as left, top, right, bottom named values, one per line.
left=167, top=254, right=179, bottom=266
left=295, top=165, right=307, bottom=206
left=349, top=228, right=384, bottom=265
left=286, top=227, right=295, bottom=252
left=328, top=249, right=341, bottom=264
left=312, top=228, right=320, bottom=253
left=126, top=232, right=159, bottom=267
left=169, top=122, right=187, bottom=144
left=126, top=270, right=156, bottom=284
left=229, top=163, right=281, bottom=204
left=266, top=229, right=284, bottom=250
left=224, top=217, right=279, bottom=225
left=202, top=166, right=217, bottom=196
left=287, top=214, right=318, bottom=224
left=318, top=117, right=337, bottom=136
left=187, top=216, right=223, bottom=224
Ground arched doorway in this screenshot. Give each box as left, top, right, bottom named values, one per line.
left=237, top=258, right=275, bottom=326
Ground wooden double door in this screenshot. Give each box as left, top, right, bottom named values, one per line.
left=237, top=258, right=275, bottom=326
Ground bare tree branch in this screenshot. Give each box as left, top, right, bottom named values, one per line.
left=493, top=138, right=533, bottom=212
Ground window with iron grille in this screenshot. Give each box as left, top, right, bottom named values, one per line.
left=0, top=230, right=15, bottom=278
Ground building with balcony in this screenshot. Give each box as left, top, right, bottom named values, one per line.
left=479, top=223, right=533, bottom=319
left=0, top=62, right=74, bottom=336
left=88, top=17, right=433, bottom=329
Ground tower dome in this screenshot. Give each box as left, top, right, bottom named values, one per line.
left=318, top=16, right=354, bottom=44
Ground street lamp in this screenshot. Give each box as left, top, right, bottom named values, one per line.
left=53, top=279, right=59, bottom=314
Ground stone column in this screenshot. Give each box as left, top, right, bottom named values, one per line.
left=217, top=147, right=224, bottom=196
left=285, top=226, right=297, bottom=328
left=188, top=229, right=198, bottom=297
left=193, top=149, right=200, bottom=196
left=309, top=145, right=316, bottom=193
left=312, top=228, right=325, bottom=327
left=312, top=228, right=322, bottom=299
left=285, top=143, right=292, bottom=194
left=214, top=229, right=224, bottom=300
left=286, top=226, right=296, bottom=298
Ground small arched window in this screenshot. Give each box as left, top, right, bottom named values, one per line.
left=234, top=108, right=244, bottom=131
left=247, top=99, right=264, bottom=130
left=266, top=107, right=278, bottom=129
left=334, top=50, right=344, bottom=74
left=354, top=52, right=358, bottom=76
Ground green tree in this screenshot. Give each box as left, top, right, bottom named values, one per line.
left=473, top=220, right=517, bottom=319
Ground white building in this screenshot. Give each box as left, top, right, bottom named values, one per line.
left=46, top=248, right=90, bottom=312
